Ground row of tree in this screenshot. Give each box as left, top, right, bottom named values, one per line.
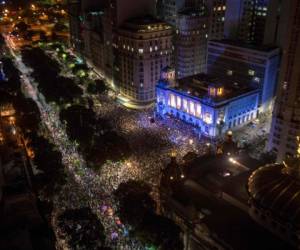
left=114, top=180, right=183, bottom=250
left=60, top=104, right=131, bottom=168
left=21, top=47, right=83, bottom=105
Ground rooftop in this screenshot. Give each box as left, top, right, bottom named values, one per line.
left=121, top=15, right=172, bottom=33
left=178, top=7, right=207, bottom=17
left=170, top=180, right=295, bottom=250
left=209, top=39, right=279, bottom=53
left=158, top=73, right=258, bottom=105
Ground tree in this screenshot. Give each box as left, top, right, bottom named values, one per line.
left=136, top=213, right=183, bottom=250
left=57, top=207, right=109, bottom=250
left=114, top=180, right=183, bottom=250
left=29, top=135, right=66, bottom=198
left=15, top=21, right=29, bottom=33
left=114, top=181, right=156, bottom=228
left=12, top=93, right=41, bottom=133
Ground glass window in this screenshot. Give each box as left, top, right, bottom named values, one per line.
left=248, top=69, right=255, bottom=76
left=189, top=101, right=195, bottom=116
left=196, top=104, right=201, bottom=118
left=203, top=112, right=213, bottom=124
left=227, top=70, right=233, bottom=76
left=183, top=99, right=188, bottom=112
left=170, top=94, right=176, bottom=108
left=176, top=96, right=181, bottom=109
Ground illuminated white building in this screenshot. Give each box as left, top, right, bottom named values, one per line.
left=156, top=73, right=259, bottom=137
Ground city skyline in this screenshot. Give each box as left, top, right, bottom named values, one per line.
left=0, top=0, right=300, bottom=249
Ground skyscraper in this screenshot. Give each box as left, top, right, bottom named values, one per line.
left=175, top=8, right=208, bottom=78
left=268, top=0, right=300, bottom=162
left=206, top=0, right=227, bottom=40
left=238, top=0, right=270, bottom=44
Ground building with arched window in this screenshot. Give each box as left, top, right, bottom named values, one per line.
left=156, top=73, right=259, bottom=137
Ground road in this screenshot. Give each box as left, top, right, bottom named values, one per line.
left=4, top=34, right=141, bottom=249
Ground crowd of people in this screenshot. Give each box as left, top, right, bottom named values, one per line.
left=12, top=42, right=216, bottom=249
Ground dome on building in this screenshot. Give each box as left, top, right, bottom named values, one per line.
left=248, top=163, right=300, bottom=229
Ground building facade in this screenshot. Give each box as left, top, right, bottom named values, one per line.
left=115, top=17, right=173, bottom=108
left=68, top=0, right=84, bottom=53
left=206, top=0, right=227, bottom=40
left=207, top=40, right=280, bottom=112
left=238, top=0, right=270, bottom=44
left=175, top=8, right=208, bottom=78
left=156, top=74, right=259, bottom=137
left=268, top=0, right=300, bottom=162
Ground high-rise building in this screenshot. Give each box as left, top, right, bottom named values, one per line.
left=207, top=40, right=280, bottom=113
left=109, top=0, right=156, bottom=27
left=206, top=0, right=227, bottom=40
left=67, top=0, right=84, bottom=53
left=268, top=0, right=300, bottom=162
left=71, top=0, right=157, bottom=88
left=263, top=0, right=293, bottom=48
left=238, top=0, right=270, bottom=44
left=157, top=0, right=186, bottom=26
left=175, top=8, right=208, bottom=78
left=114, top=17, right=173, bottom=108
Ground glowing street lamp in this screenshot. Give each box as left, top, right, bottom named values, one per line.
left=229, top=157, right=237, bottom=164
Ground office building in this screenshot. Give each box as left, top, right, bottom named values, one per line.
left=206, top=0, right=227, bottom=40
left=68, top=0, right=84, bottom=53
left=238, top=0, right=270, bottom=44
left=115, top=17, right=173, bottom=108
left=268, top=0, right=300, bottom=162
left=156, top=73, right=259, bottom=137
left=157, top=0, right=186, bottom=26
left=207, top=40, right=280, bottom=112
left=175, top=8, right=208, bottom=78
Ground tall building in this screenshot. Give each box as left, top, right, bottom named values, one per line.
left=70, top=0, right=158, bottom=88
left=175, top=8, right=208, bottom=78
left=157, top=0, right=186, bottom=26
left=263, top=0, right=293, bottom=48
left=207, top=40, right=280, bottom=113
left=115, top=17, right=173, bottom=108
left=206, top=0, right=227, bottom=40
left=109, top=0, right=156, bottom=27
left=238, top=0, right=270, bottom=44
left=68, top=0, right=84, bottom=53
left=223, top=0, right=243, bottom=39
left=268, top=0, right=300, bottom=162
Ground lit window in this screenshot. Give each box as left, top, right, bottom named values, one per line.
left=248, top=69, right=255, bottom=76
left=196, top=104, right=201, bottom=118
left=176, top=96, right=181, bottom=109
left=217, top=6, right=221, bottom=11
left=150, top=46, right=153, bottom=52
left=189, top=101, right=195, bottom=116
left=170, top=94, right=176, bottom=108
left=254, top=77, right=260, bottom=83
left=223, top=5, right=226, bottom=10
left=183, top=99, right=188, bottom=112
left=138, top=48, right=144, bottom=54
left=227, top=70, right=233, bottom=76
left=155, top=46, right=158, bottom=51
left=203, top=112, right=213, bottom=124
left=217, top=87, right=223, bottom=96
left=205, top=34, right=208, bottom=39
